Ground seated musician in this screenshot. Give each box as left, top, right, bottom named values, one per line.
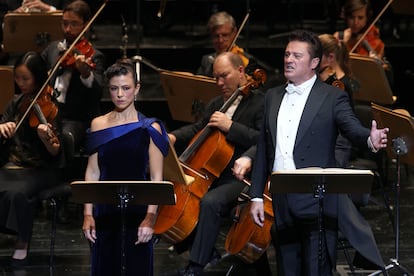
left=165, top=52, right=264, bottom=276
left=196, top=11, right=260, bottom=78
left=0, top=51, right=63, bottom=269
left=41, top=0, right=105, bottom=157
left=333, top=0, right=393, bottom=84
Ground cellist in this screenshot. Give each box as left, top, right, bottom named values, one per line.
left=196, top=11, right=261, bottom=78
left=165, top=52, right=264, bottom=276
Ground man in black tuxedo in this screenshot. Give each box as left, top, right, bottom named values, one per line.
left=249, top=30, right=389, bottom=275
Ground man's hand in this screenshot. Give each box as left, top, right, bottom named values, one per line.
left=250, top=201, right=265, bottom=227
left=207, top=111, right=232, bottom=133
left=370, top=120, right=389, bottom=151
left=232, top=156, right=252, bottom=181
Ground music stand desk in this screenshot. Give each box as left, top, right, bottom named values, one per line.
left=160, top=71, right=221, bottom=123
left=71, top=180, right=175, bottom=276
left=270, top=168, right=374, bottom=194
left=372, top=103, right=414, bottom=166
left=271, top=168, right=374, bottom=273
left=70, top=180, right=175, bottom=205
left=350, top=53, right=395, bottom=105
left=2, top=12, right=63, bottom=53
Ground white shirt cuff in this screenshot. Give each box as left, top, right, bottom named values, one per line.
left=251, top=197, right=263, bottom=202
left=367, top=137, right=378, bottom=153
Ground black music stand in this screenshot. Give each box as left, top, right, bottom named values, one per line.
left=349, top=53, right=396, bottom=105
left=370, top=103, right=414, bottom=276
left=70, top=180, right=175, bottom=276
left=271, top=168, right=374, bottom=274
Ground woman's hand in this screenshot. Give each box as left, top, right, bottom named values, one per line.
left=83, top=214, right=97, bottom=243
left=135, top=212, right=157, bottom=245
left=0, top=122, right=16, bottom=139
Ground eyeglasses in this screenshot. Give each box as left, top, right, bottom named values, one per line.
left=61, top=20, right=83, bottom=29
left=211, top=32, right=234, bottom=41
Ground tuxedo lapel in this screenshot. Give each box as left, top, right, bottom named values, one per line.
left=295, top=80, right=327, bottom=146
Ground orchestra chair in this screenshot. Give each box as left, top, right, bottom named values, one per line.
left=0, top=66, right=14, bottom=115
left=30, top=131, right=76, bottom=274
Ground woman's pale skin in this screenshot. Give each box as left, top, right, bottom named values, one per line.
left=82, top=72, right=164, bottom=245
left=0, top=63, right=60, bottom=260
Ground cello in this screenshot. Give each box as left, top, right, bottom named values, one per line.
left=225, top=179, right=274, bottom=264
left=154, top=69, right=267, bottom=244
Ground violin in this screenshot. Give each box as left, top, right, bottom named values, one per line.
left=19, top=86, right=59, bottom=144
left=348, top=26, right=384, bottom=60
left=59, top=38, right=96, bottom=69
left=320, top=67, right=345, bottom=90
left=229, top=45, right=249, bottom=68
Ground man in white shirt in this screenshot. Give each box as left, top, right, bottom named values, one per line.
left=249, top=30, right=389, bottom=275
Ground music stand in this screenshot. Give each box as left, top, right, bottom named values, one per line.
left=349, top=53, right=396, bottom=105
left=271, top=168, right=374, bottom=273
left=0, top=66, right=14, bottom=114
left=370, top=103, right=413, bottom=275
left=163, top=141, right=194, bottom=185
left=391, top=0, right=414, bottom=15
left=70, top=180, right=175, bottom=276
left=159, top=71, right=221, bottom=122
left=2, top=12, right=63, bottom=53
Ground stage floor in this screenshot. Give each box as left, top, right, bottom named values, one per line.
left=1, top=163, right=414, bottom=276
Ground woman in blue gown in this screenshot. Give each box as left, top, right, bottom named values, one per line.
left=82, top=60, right=169, bottom=276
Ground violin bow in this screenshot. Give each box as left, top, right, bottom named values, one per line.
left=227, top=10, right=250, bottom=52
left=350, top=0, right=394, bottom=54
left=15, top=0, right=109, bottom=131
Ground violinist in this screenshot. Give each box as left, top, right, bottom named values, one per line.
left=164, top=52, right=264, bottom=276
left=196, top=11, right=260, bottom=78
left=334, top=0, right=384, bottom=58
left=41, top=0, right=104, bottom=155
left=0, top=51, right=63, bottom=269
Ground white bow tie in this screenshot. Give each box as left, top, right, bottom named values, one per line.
left=286, top=83, right=304, bottom=95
